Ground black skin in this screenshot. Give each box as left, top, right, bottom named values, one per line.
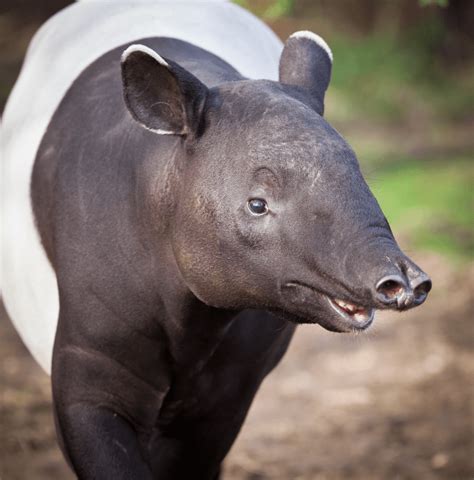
left=31, top=36, right=431, bottom=479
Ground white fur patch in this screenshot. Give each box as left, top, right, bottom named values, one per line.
left=289, top=30, right=333, bottom=63
left=121, top=43, right=169, bottom=67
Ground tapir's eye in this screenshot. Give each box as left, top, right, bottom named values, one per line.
left=247, top=198, right=268, bottom=216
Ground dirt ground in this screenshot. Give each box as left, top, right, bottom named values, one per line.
left=0, top=252, right=472, bottom=480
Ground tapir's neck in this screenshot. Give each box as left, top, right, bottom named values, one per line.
left=116, top=118, right=236, bottom=371
left=153, top=241, right=236, bottom=371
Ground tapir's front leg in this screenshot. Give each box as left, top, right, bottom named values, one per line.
left=51, top=304, right=168, bottom=480
left=52, top=339, right=224, bottom=480
left=52, top=349, right=156, bottom=479
left=53, top=400, right=154, bottom=479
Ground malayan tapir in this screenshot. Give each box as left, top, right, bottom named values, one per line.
left=1, top=0, right=432, bottom=478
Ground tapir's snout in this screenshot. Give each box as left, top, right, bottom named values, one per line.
left=375, top=262, right=432, bottom=311
left=280, top=247, right=432, bottom=333
left=284, top=233, right=433, bottom=332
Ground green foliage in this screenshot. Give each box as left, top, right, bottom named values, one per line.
left=419, top=0, right=449, bottom=7
left=232, top=0, right=249, bottom=7
left=232, top=0, right=294, bottom=19
left=263, top=0, right=295, bottom=19
left=371, top=157, right=473, bottom=260
left=327, top=30, right=472, bottom=123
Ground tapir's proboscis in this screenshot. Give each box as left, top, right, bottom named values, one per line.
left=1, top=1, right=431, bottom=478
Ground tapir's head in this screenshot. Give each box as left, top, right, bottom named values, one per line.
left=121, top=32, right=431, bottom=332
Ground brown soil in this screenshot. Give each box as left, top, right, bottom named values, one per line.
left=1, top=252, right=473, bottom=480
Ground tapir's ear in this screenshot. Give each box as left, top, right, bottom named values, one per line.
left=279, top=31, right=333, bottom=115
left=121, top=44, right=208, bottom=136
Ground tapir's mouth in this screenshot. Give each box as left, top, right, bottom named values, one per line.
left=281, top=281, right=375, bottom=332
left=327, top=297, right=375, bottom=330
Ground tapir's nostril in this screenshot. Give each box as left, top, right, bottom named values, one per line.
left=376, top=275, right=406, bottom=305
left=412, top=277, right=432, bottom=305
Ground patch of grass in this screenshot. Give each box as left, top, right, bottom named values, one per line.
left=369, top=157, right=473, bottom=260
left=328, top=29, right=473, bottom=123
left=232, top=0, right=295, bottom=19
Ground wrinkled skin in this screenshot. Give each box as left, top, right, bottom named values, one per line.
left=31, top=35, right=431, bottom=479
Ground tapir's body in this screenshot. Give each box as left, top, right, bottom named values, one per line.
left=1, top=1, right=431, bottom=478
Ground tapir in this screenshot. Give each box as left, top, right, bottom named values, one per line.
left=1, top=0, right=432, bottom=478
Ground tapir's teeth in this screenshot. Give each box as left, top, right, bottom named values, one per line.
left=334, top=299, right=359, bottom=313
left=330, top=297, right=374, bottom=325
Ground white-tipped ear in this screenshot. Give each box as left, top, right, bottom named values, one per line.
left=121, top=44, right=208, bottom=136
left=288, top=31, right=333, bottom=63
left=122, top=44, right=169, bottom=68
left=279, top=31, right=333, bottom=115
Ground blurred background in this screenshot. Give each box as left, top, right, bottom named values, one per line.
left=0, top=0, right=472, bottom=479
